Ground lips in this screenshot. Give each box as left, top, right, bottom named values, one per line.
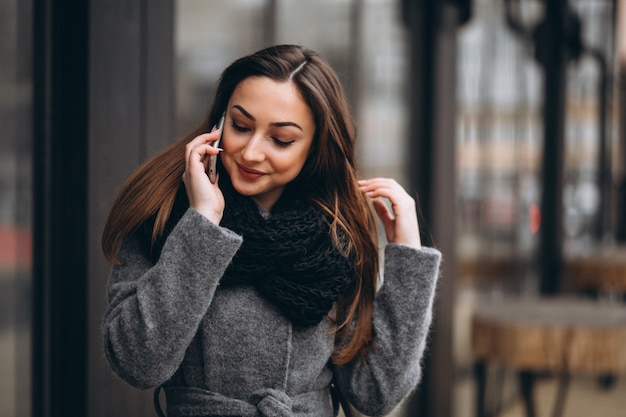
left=237, top=163, right=265, bottom=180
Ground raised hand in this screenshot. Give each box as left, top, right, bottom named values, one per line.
left=358, top=178, right=421, bottom=249
left=182, top=130, right=224, bottom=224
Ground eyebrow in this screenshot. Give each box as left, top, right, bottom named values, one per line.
left=232, top=104, right=303, bottom=131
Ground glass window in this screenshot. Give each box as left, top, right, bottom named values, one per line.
left=0, top=0, right=33, bottom=416
left=564, top=0, right=616, bottom=252
left=175, top=0, right=268, bottom=136
left=454, top=1, right=623, bottom=416
left=456, top=0, right=543, bottom=294
left=174, top=0, right=409, bottom=182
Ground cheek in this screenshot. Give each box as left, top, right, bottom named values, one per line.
left=278, top=150, right=309, bottom=176
left=218, top=142, right=236, bottom=172
left=220, top=133, right=236, bottom=154
left=219, top=135, right=241, bottom=162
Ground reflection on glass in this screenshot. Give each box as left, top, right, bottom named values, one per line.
left=0, top=0, right=33, bottom=416
left=454, top=2, right=622, bottom=417
left=456, top=0, right=542, bottom=294
left=564, top=0, right=615, bottom=253
left=175, top=0, right=267, bottom=135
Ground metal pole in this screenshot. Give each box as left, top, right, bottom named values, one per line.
left=537, top=0, right=568, bottom=295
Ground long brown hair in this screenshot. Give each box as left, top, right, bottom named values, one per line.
left=101, top=45, right=379, bottom=365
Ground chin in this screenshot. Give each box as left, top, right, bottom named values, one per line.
left=229, top=178, right=261, bottom=197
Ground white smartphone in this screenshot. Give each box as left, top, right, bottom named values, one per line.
left=208, top=112, right=225, bottom=184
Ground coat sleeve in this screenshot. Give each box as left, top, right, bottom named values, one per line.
left=332, top=244, right=441, bottom=416
left=102, top=208, right=243, bottom=389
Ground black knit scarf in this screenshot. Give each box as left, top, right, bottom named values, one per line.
left=143, top=180, right=355, bottom=328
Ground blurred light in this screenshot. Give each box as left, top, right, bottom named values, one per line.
left=530, top=203, right=540, bottom=234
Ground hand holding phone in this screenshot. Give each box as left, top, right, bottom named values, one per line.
left=208, top=112, right=225, bottom=184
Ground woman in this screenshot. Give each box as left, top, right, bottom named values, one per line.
left=101, top=44, right=440, bottom=417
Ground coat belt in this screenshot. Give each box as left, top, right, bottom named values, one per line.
left=157, top=385, right=294, bottom=417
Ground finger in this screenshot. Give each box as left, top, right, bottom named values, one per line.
left=185, top=131, right=223, bottom=157
left=372, top=198, right=395, bottom=241
left=358, top=178, right=402, bottom=197
left=190, top=130, right=222, bottom=145
left=358, top=177, right=397, bottom=188
left=360, top=178, right=422, bottom=247
left=372, top=197, right=393, bottom=221
left=186, top=143, right=222, bottom=165
left=361, top=186, right=410, bottom=213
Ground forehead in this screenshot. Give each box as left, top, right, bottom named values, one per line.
left=229, top=76, right=311, bottom=117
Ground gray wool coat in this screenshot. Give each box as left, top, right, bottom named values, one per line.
left=103, top=208, right=441, bottom=417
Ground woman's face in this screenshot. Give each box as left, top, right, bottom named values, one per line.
left=220, top=76, right=316, bottom=212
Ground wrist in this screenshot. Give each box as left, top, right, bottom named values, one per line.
left=396, top=239, right=421, bottom=249
left=193, top=205, right=223, bottom=225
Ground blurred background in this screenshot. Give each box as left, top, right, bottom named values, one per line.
left=2, top=0, right=626, bottom=416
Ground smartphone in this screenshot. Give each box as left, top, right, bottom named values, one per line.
left=208, top=112, right=225, bottom=184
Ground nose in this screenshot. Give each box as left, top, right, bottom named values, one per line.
left=241, top=133, right=265, bottom=163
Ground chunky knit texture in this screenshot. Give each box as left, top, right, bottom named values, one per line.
left=218, top=181, right=355, bottom=327
left=105, top=200, right=442, bottom=417
left=143, top=182, right=355, bottom=327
